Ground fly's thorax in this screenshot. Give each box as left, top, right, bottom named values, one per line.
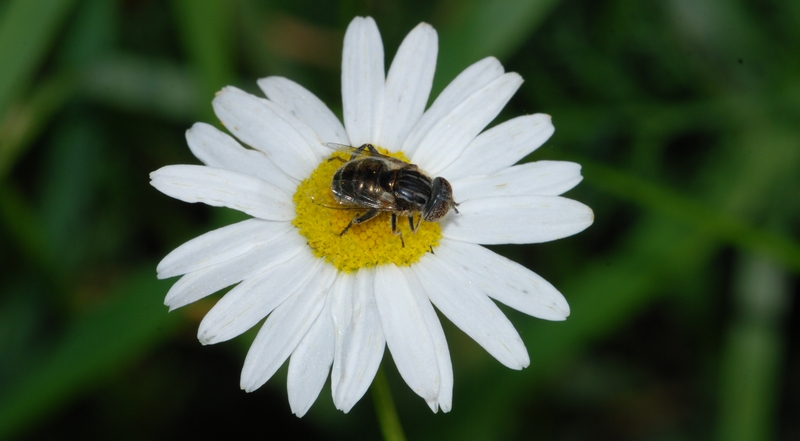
left=394, top=169, right=433, bottom=209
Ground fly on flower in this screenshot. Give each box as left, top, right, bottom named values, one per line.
left=312, top=142, right=459, bottom=247
left=150, top=16, right=594, bottom=417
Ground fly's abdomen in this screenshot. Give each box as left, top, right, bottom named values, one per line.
left=332, top=158, right=384, bottom=200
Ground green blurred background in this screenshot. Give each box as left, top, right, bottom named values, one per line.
left=1, top=0, right=798, bottom=439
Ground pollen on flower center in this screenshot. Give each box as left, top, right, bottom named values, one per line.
left=292, top=147, right=442, bottom=273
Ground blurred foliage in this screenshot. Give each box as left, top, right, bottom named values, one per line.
left=0, top=0, right=798, bottom=440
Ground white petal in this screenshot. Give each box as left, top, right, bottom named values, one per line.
left=411, top=73, right=524, bottom=176
left=401, top=57, right=504, bottom=157
left=157, top=219, right=286, bottom=279
left=287, top=295, right=335, bottom=417
left=240, top=263, right=337, bottom=392
left=150, top=165, right=294, bottom=221
left=257, top=76, right=349, bottom=147
left=164, top=227, right=304, bottom=310
left=439, top=114, right=555, bottom=180
left=435, top=240, right=569, bottom=320
left=442, top=195, right=594, bottom=245
left=198, top=250, right=322, bottom=345
left=374, top=265, right=439, bottom=403
left=342, top=16, right=384, bottom=147
left=212, top=86, right=323, bottom=180
left=452, top=161, right=584, bottom=201
left=377, top=22, right=437, bottom=150
left=330, top=269, right=385, bottom=413
left=399, top=267, right=453, bottom=413
left=186, top=122, right=297, bottom=195
left=411, top=254, right=530, bottom=369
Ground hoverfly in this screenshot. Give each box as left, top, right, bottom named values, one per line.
left=313, top=143, right=459, bottom=247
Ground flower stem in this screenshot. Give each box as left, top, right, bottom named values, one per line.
left=371, top=365, right=406, bottom=441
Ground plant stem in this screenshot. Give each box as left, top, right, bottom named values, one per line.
left=371, top=365, right=406, bottom=441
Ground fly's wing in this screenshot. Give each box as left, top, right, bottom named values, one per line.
left=309, top=186, right=358, bottom=210
left=321, top=142, right=380, bottom=158
left=322, top=142, right=366, bottom=156
left=309, top=185, right=398, bottom=212
left=321, top=142, right=408, bottom=166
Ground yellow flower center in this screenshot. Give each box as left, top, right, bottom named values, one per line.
left=293, top=147, right=442, bottom=273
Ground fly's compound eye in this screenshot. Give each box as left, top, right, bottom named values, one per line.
left=423, top=177, right=455, bottom=222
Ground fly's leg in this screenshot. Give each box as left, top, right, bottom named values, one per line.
left=340, top=209, right=380, bottom=237
left=409, top=214, right=422, bottom=233
left=329, top=143, right=378, bottom=163
left=391, top=213, right=405, bottom=247
left=349, top=143, right=380, bottom=161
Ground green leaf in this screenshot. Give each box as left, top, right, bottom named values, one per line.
left=171, top=0, right=236, bottom=121
left=581, top=159, right=800, bottom=274
left=435, top=0, right=561, bottom=91
left=0, top=72, right=76, bottom=179
left=0, top=185, right=55, bottom=278
left=0, top=268, right=183, bottom=440
left=80, top=54, right=203, bottom=122
left=0, top=0, right=78, bottom=114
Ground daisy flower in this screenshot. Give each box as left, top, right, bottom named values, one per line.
left=150, top=16, right=593, bottom=417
